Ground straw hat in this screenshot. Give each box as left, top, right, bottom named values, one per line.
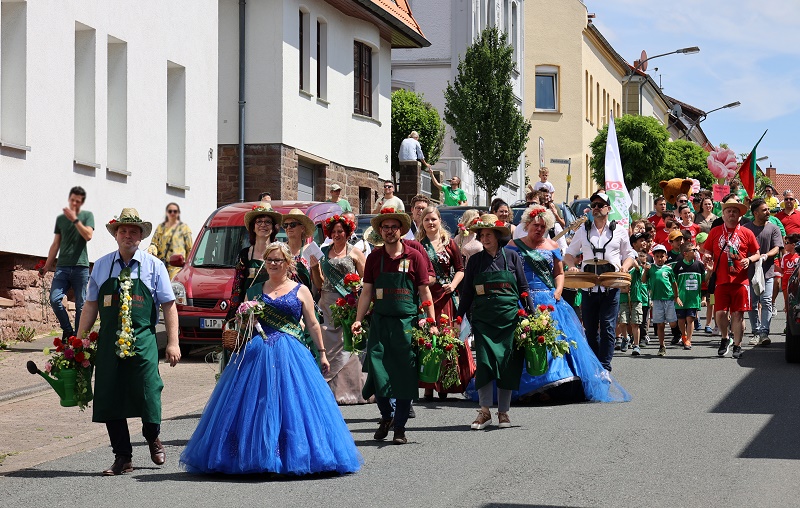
left=720, top=197, right=748, bottom=216
left=244, top=201, right=283, bottom=231
left=106, top=208, right=152, bottom=239
left=282, top=208, right=315, bottom=236
left=363, top=226, right=384, bottom=247
left=468, top=213, right=511, bottom=238
left=370, top=207, right=412, bottom=236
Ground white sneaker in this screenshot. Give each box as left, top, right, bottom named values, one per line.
left=748, top=334, right=760, bottom=346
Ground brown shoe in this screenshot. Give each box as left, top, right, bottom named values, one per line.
left=102, top=456, right=133, bottom=476
left=392, top=429, right=407, bottom=444
left=147, top=438, right=166, bottom=465
left=470, top=409, right=491, bottom=430
left=374, top=418, right=393, bottom=440
left=497, top=411, right=511, bottom=429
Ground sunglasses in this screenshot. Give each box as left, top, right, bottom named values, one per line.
left=283, top=222, right=300, bottom=229
left=167, top=209, right=179, bottom=214
left=264, top=258, right=285, bottom=265
left=786, top=198, right=796, bottom=201
left=384, top=185, right=394, bottom=188
left=677, top=200, right=688, bottom=204
left=590, top=202, right=606, bottom=209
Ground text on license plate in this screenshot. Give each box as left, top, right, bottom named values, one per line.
left=200, top=318, right=224, bottom=329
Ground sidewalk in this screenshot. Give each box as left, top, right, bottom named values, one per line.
left=0, top=332, right=219, bottom=474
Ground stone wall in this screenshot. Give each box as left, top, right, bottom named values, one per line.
left=0, top=253, right=63, bottom=341
left=218, top=143, right=381, bottom=213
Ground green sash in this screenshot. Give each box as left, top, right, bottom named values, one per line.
left=513, top=239, right=555, bottom=289
left=320, top=244, right=350, bottom=297
left=244, top=283, right=304, bottom=340
left=421, top=237, right=453, bottom=285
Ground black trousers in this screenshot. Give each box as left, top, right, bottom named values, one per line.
left=106, top=419, right=160, bottom=459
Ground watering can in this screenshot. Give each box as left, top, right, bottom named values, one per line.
left=26, top=361, right=93, bottom=407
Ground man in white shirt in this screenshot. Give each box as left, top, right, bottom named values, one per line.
left=564, top=192, right=636, bottom=371
left=373, top=181, right=405, bottom=213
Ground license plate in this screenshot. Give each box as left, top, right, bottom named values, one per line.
left=200, top=318, right=224, bottom=329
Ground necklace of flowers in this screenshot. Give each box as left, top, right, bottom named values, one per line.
left=115, top=267, right=136, bottom=358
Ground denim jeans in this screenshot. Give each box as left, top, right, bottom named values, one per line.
left=748, top=277, right=774, bottom=336
left=376, top=397, right=411, bottom=431
left=50, top=266, right=90, bottom=337
left=581, top=288, right=620, bottom=371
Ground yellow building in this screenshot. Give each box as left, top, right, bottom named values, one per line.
left=523, top=0, right=627, bottom=202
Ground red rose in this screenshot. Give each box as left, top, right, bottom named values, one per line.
left=418, top=338, right=425, bottom=345
left=108, top=219, right=117, bottom=224
left=520, top=291, right=529, bottom=298
left=537, top=335, right=546, bottom=344
left=455, top=316, right=463, bottom=324
left=439, top=316, right=448, bottom=324
left=70, top=337, right=83, bottom=349
left=421, top=300, right=433, bottom=308
left=517, top=309, right=527, bottom=316
left=495, top=221, right=505, bottom=227
left=336, top=298, right=347, bottom=306
left=75, top=352, right=85, bottom=363
left=380, top=207, right=395, bottom=214
left=88, top=331, right=99, bottom=341
left=53, top=338, right=62, bottom=347
left=34, top=260, right=46, bottom=270
left=547, top=304, right=555, bottom=311
left=426, top=317, right=435, bottom=324
left=333, top=215, right=340, bottom=221
left=538, top=304, right=547, bottom=312
left=444, top=344, right=454, bottom=351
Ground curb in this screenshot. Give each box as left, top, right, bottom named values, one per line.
left=0, top=383, right=49, bottom=403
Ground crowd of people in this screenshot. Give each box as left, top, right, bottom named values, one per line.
left=43, top=167, right=794, bottom=478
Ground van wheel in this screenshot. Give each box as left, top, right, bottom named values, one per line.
left=180, top=344, right=193, bottom=357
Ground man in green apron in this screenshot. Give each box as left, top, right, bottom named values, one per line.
left=351, top=208, right=437, bottom=445
left=77, top=208, right=181, bottom=476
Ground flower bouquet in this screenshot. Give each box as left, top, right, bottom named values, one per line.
left=514, top=297, right=576, bottom=376
left=28, top=331, right=98, bottom=410
left=433, top=313, right=465, bottom=389
left=331, top=273, right=366, bottom=352
left=227, top=299, right=267, bottom=352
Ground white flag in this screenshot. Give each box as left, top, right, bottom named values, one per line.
left=604, top=112, right=631, bottom=227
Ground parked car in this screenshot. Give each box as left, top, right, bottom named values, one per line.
left=571, top=198, right=591, bottom=219
left=354, top=214, right=375, bottom=240
left=436, top=205, right=489, bottom=236
left=169, top=200, right=336, bottom=353
left=785, top=265, right=800, bottom=362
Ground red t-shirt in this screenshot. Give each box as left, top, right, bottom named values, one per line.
left=363, top=242, right=429, bottom=289
left=781, top=252, right=799, bottom=291
left=679, top=222, right=701, bottom=244
left=648, top=214, right=670, bottom=247
left=705, top=224, right=760, bottom=286
left=777, top=210, right=800, bottom=235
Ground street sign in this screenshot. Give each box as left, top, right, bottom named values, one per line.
left=550, top=158, right=570, bottom=165
left=539, top=137, right=545, bottom=168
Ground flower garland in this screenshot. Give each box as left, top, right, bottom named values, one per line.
left=323, top=214, right=356, bottom=237
left=528, top=205, right=548, bottom=221
left=471, top=218, right=507, bottom=229
left=115, top=267, right=136, bottom=358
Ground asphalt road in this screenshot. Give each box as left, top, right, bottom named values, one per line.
left=1, top=314, right=799, bottom=508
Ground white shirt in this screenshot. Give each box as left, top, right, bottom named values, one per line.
left=376, top=195, right=405, bottom=212
left=566, top=220, right=635, bottom=271
left=533, top=181, right=556, bottom=194
left=398, top=137, right=425, bottom=163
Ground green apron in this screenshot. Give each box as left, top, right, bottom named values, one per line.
left=362, top=253, right=418, bottom=400
left=470, top=250, right=523, bottom=390
left=93, top=257, right=163, bottom=423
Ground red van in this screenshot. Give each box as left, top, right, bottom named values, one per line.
left=169, top=200, right=340, bottom=353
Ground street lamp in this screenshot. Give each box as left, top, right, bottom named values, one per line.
left=682, top=101, right=741, bottom=140
left=622, top=46, right=700, bottom=115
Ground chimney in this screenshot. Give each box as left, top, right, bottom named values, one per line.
left=766, top=165, right=776, bottom=180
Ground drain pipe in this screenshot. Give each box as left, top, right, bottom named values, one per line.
left=238, top=0, right=246, bottom=202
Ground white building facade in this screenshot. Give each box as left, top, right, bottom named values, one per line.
left=391, top=0, right=526, bottom=207
left=0, top=0, right=218, bottom=335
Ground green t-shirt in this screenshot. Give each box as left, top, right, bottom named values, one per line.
left=628, top=266, right=649, bottom=304
left=54, top=210, right=94, bottom=267
left=647, top=263, right=676, bottom=301
left=442, top=186, right=467, bottom=206
left=673, top=259, right=704, bottom=309
left=327, top=198, right=352, bottom=212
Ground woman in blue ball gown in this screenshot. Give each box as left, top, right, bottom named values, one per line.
left=503, top=206, right=629, bottom=403
left=180, top=242, right=363, bottom=475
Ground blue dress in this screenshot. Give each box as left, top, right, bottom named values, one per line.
left=180, top=285, right=363, bottom=475
left=467, top=247, right=630, bottom=403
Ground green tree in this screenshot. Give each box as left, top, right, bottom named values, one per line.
left=391, top=90, right=444, bottom=171
left=444, top=26, right=530, bottom=200
left=657, top=139, right=714, bottom=191
left=589, top=115, right=670, bottom=191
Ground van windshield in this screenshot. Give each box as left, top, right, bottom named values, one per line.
left=192, top=226, right=250, bottom=268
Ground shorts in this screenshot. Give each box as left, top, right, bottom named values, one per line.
left=618, top=301, right=643, bottom=325
left=652, top=299, right=677, bottom=324
left=676, top=308, right=698, bottom=320
left=713, top=283, right=751, bottom=313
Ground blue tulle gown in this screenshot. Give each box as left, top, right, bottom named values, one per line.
left=467, top=247, right=630, bottom=403
left=180, top=285, right=363, bottom=475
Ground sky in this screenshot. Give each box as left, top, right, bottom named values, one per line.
left=589, top=0, right=800, bottom=174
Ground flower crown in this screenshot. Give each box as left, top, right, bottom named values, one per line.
left=528, top=205, right=548, bottom=221
left=323, top=214, right=356, bottom=236
left=472, top=219, right=506, bottom=229
left=251, top=204, right=273, bottom=213
left=107, top=213, right=142, bottom=225
left=380, top=207, right=397, bottom=214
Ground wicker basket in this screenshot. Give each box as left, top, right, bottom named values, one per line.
left=221, top=319, right=242, bottom=351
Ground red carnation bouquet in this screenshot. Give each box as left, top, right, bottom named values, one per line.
left=514, top=299, right=574, bottom=357
left=330, top=273, right=367, bottom=352
left=42, top=331, right=99, bottom=410
left=411, top=301, right=465, bottom=388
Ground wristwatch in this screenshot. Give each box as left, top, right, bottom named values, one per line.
left=72, top=218, right=80, bottom=224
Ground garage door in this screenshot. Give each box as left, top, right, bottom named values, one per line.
left=298, top=162, right=315, bottom=201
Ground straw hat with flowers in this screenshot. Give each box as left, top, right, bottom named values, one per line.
left=468, top=213, right=511, bottom=238
left=244, top=201, right=283, bottom=231
left=370, top=207, right=412, bottom=236
left=106, top=208, right=153, bottom=239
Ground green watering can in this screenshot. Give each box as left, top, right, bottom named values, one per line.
left=26, top=361, right=92, bottom=407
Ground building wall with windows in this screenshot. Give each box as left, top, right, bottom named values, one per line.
left=217, top=0, right=427, bottom=209
left=0, top=0, right=217, bottom=336
left=391, top=0, right=526, bottom=207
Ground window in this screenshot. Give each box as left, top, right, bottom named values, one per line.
left=589, top=75, right=593, bottom=124
left=167, top=61, right=186, bottom=188
left=510, top=2, right=518, bottom=65
left=535, top=65, right=558, bottom=111
left=107, top=36, right=127, bottom=173
left=585, top=71, right=589, bottom=121
left=317, top=19, right=327, bottom=100
left=353, top=41, right=372, bottom=116
left=299, top=10, right=310, bottom=91
left=1, top=0, right=27, bottom=149
left=75, top=22, right=96, bottom=166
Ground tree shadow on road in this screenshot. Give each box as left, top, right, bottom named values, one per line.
left=710, top=342, right=800, bottom=459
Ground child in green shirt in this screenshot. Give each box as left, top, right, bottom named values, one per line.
left=642, top=244, right=682, bottom=356
left=673, top=242, right=708, bottom=350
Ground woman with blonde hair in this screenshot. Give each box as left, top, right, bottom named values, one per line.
left=181, top=242, right=363, bottom=475
left=455, top=209, right=483, bottom=264
left=416, top=205, right=470, bottom=399
left=147, top=202, right=193, bottom=279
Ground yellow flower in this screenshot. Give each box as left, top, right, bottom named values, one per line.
left=121, top=305, right=128, bottom=311
left=118, top=338, right=125, bottom=345
left=43, top=347, right=50, bottom=355
left=124, top=327, right=131, bottom=333
left=126, top=294, right=132, bottom=301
